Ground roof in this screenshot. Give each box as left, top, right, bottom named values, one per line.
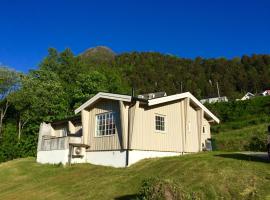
left=75, top=92, right=132, bottom=114
left=148, top=92, right=220, bottom=123
left=75, top=92, right=219, bottom=123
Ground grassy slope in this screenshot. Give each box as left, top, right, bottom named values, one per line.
left=212, top=123, right=269, bottom=151
left=0, top=152, right=269, bottom=200
left=208, top=96, right=270, bottom=151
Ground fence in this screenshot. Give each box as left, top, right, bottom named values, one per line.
left=41, top=136, right=69, bottom=151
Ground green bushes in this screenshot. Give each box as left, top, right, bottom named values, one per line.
left=209, top=96, right=270, bottom=151
left=212, top=125, right=268, bottom=151
left=246, top=135, right=267, bottom=152
left=0, top=123, right=37, bottom=163
left=137, top=178, right=201, bottom=200
left=207, top=96, right=270, bottom=124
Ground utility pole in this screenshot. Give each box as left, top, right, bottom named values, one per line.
left=216, top=82, right=220, bottom=97
left=180, top=81, right=183, bottom=93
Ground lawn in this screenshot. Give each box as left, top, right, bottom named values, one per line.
left=0, top=152, right=269, bottom=200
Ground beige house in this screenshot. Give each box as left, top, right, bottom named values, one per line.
left=37, top=92, right=219, bottom=167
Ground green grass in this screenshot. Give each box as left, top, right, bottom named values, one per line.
left=212, top=123, right=269, bottom=151
left=0, top=152, right=269, bottom=200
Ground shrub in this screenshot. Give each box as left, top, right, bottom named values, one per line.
left=245, top=135, right=267, bottom=152
left=137, top=178, right=201, bottom=200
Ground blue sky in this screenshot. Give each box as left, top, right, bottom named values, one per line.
left=0, top=0, right=270, bottom=72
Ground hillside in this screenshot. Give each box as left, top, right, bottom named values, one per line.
left=1, top=48, right=270, bottom=165
left=209, top=96, right=270, bottom=151
left=0, top=152, right=269, bottom=200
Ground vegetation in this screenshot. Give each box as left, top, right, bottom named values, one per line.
left=1, top=46, right=270, bottom=162
left=0, top=152, right=269, bottom=200
left=208, top=96, right=270, bottom=151
left=212, top=123, right=268, bottom=151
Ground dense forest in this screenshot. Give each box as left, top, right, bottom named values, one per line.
left=1, top=46, right=270, bottom=162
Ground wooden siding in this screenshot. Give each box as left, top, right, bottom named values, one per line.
left=185, top=105, right=199, bottom=152
left=201, top=117, right=211, bottom=148
left=86, top=99, right=123, bottom=151
left=80, top=97, right=211, bottom=153
left=130, top=100, right=185, bottom=152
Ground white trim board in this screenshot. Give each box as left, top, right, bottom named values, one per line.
left=75, top=92, right=132, bottom=114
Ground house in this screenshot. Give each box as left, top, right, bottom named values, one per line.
left=200, top=96, right=228, bottom=104
left=261, top=90, right=270, bottom=96
left=37, top=92, right=219, bottom=167
left=240, top=92, right=255, bottom=100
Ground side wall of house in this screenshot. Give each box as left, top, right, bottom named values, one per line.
left=201, top=118, right=211, bottom=148
left=184, top=105, right=200, bottom=152
left=83, top=99, right=127, bottom=151
left=129, top=100, right=185, bottom=152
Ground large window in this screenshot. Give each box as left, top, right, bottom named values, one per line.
left=96, top=112, right=116, bottom=136
left=155, top=114, right=165, bottom=132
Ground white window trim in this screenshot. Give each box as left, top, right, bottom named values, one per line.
left=95, top=111, right=117, bottom=137
left=155, top=113, right=166, bottom=133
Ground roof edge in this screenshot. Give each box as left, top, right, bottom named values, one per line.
left=75, top=92, right=132, bottom=114
left=148, top=92, right=220, bottom=123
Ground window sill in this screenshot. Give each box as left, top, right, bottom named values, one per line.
left=155, top=130, right=166, bottom=134
left=94, top=134, right=116, bottom=138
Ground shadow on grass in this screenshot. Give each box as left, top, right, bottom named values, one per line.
left=114, top=194, right=138, bottom=200
left=215, top=153, right=269, bottom=163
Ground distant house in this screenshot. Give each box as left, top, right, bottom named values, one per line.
left=261, top=90, right=270, bottom=96
left=240, top=92, right=255, bottom=100
left=200, top=96, right=228, bottom=104
left=37, top=92, right=219, bottom=167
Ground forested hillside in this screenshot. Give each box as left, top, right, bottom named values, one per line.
left=1, top=46, right=270, bottom=162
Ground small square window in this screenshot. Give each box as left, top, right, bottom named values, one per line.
left=155, top=114, right=165, bottom=132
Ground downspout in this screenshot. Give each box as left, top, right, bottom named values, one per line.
left=126, top=88, right=136, bottom=167
left=126, top=105, right=131, bottom=167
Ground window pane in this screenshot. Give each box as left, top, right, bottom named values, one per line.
left=96, top=112, right=116, bottom=136
left=155, top=115, right=165, bottom=132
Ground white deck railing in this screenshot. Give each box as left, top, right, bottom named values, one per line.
left=40, top=135, right=83, bottom=151
left=41, top=136, right=69, bottom=151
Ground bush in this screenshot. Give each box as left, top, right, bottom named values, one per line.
left=245, top=135, right=267, bottom=152
left=137, top=178, right=201, bottom=200
left=0, top=123, right=37, bottom=163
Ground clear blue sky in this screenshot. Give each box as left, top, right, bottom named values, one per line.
left=0, top=0, right=270, bottom=72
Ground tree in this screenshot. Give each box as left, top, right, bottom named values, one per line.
left=9, top=70, right=70, bottom=139
left=0, top=67, right=19, bottom=140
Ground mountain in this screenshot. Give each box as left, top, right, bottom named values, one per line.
left=80, top=46, right=116, bottom=63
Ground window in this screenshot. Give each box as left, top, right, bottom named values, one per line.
left=96, top=112, right=116, bottom=136
left=202, top=126, right=206, bottom=134
left=155, top=114, right=165, bottom=132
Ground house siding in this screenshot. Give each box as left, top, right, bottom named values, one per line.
left=201, top=117, right=211, bottom=147
left=130, top=100, right=185, bottom=152
left=185, top=105, right=200, bottom=152
left=86, top=99, right=123, bottom=151
left=82, top=98, right=210, bottom=153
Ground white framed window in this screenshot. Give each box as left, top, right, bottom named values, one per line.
left=96, top=112, right=116, bottom=136
left=155, top=114, right=166, bottom=132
